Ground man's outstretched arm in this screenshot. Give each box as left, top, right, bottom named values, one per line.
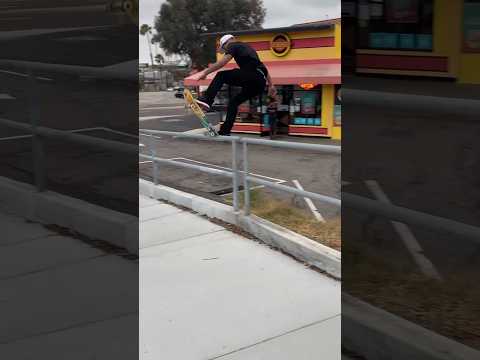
left=194, top=55, right=233, bottom=80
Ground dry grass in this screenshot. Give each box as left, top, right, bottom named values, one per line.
left=344, top=246, right=480, bottom=349
left=225, top=189, right=341, bottom=251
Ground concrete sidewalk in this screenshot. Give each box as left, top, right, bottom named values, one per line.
left=0, top=207, right=137, bottom=359
left=140, top=195, right=341, bottom=360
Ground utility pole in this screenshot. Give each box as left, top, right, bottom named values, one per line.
left=146, top=30, right=154, bottom=67
left=140, top=24, right=154, bottom=67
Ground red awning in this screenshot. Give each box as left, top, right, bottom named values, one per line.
left=184, top=59, right=340, bottom=86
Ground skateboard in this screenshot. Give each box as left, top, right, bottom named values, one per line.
left=183, top=88, right=218, bottom=137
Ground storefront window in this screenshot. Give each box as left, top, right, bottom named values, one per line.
left=463, top=0, right=480, bottom=53
left=228, top=85, right=323, bottom=127
left=357, top=0, right=434, bottom=51
left=334, top=85, right=341, bottom=126
left=286, top=86, right=322, bottom=127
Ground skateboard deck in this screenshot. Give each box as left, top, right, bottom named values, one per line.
left=183, top=89, right=218, bottom=137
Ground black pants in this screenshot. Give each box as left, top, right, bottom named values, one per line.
left=203, top=69, right=266, bottom=135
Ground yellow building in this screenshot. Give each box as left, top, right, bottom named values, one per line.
left=344, top=0, right=480, bottom=84
left=185, top=19, right=342, bottom=139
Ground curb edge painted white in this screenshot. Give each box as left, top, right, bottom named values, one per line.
left=139, top=179, right=341, bottom=278
left=0, top=176, right=138, bottom=254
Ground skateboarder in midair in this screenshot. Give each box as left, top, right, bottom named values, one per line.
left=192, top=34, right=276, bottom=136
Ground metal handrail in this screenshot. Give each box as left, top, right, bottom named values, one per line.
left=344, top=88, right=480, bottom=116
left=139, top=129, right=342, bottom=213
left=0, top=116, right=137, bottom=191
left=1, top=113, right=478, bottom=243
left=138, top=153, right=341, bottom=208
left=139, top=129, right=342, bottom=154
left=344, top=193, right=480, bottom=243
left=139, top=129, right=240, bottom=142
left=139, top=129, right=480, bottom=243
left=0, top=117, right=137, bottom=154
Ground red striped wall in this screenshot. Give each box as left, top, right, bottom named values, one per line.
left=247, top=41, right=270, bottom=51
left=231, top=124, right=261, bottom=133
left=222, top=58, right=341, bottom=69
left=288, top=126, right=328, bottom=135
left=246, top=37, right=334, bottom=51
left=264, top=59, right=341, bottom=65
left=292, top=37, right=335, bottom=48
left=357, top=54, right=449, bottom=72
left=228, top=124, right=330, bottom=137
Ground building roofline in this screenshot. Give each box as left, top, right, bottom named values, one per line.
left=291, top=18, right=340, bottom=26
left=200, top=23, right=333, bottom=37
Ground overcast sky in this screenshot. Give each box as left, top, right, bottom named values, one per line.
left=139, top=0, right=340, bottom=63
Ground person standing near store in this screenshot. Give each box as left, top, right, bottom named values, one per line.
left=266, top=95, right=278, bottom=138
left=192, top=34, right=277, bottom=136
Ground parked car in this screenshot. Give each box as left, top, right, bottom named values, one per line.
left=174, top=87, right=184, bottom=98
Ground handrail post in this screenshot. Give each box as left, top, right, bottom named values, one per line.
left=232, top=138, right=240, bottom=212
left=28, top=71, right=47, bottom=192
left=242, top=141, right=251, bottom=216
left=150, top=134, right=158, bottom=186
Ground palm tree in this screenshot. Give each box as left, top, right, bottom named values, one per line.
left=139, top=24, right=154, bottom=66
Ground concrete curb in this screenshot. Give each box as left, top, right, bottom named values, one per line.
left=139, top=179, right=341, bottom=278
left=0, top=176, right=138, bottom=254
left=343, top=293, right=480, bottom=360
left=239, top=214, right=341, bottom=278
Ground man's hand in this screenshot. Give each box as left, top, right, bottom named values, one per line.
left=268, top=85, right=277, bottom=98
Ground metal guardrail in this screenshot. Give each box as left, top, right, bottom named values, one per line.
left=139, top=129, right=342, bottom=214
left=0, top=117, right=136, bottom=191
left=1, top=112, right=479, bottom=243
left=344, top=88, right=480, bottom=116
left=139, top=129, right=480, bottom=243
left=0, top=68, right=137, bottom=191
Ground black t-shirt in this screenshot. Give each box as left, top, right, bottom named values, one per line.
left=226, top=42, right=268, bottom=74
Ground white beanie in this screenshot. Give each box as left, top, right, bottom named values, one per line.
left=219, top=34, right=234, bottom=48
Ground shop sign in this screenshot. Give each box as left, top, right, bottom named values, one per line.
left=300, top=83, right=315, bottom=90
left=463, top=1, right=480, bottom=52
left=270, top=33, right=291, bottom=57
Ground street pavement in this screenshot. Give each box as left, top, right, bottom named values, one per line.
left=139, top=194, right=341, bottom=360
left=0, top=207, right=137, bottom=359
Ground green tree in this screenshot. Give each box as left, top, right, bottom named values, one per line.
left=139, top=24, right=155, bottom=66
left=152, top=0, right=266, bottom=68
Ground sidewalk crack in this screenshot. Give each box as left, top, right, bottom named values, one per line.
left=207, top=314, right=341, bottom=359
